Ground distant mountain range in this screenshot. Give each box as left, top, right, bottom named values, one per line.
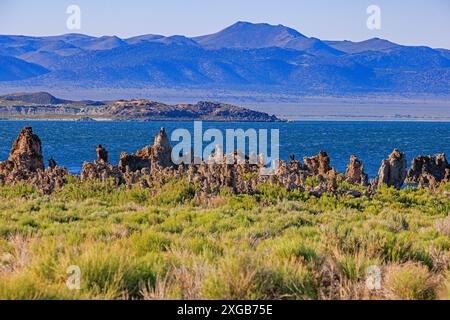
left=0, top=21, right=449, bottom=95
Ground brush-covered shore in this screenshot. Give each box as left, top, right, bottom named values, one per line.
left=0, top=178, right=449, bottom=300
left=0, top=126, right=449, bottom=300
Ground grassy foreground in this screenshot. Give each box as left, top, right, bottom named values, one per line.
left=0, top=177, right=449, bottom=300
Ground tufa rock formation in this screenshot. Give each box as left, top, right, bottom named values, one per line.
left=118, top=128, right=174, bottom=172
left=4, top=127, right=44, bottom=172
left=80, top=160, right=123, bottom=185
left=404, top=154, right=450, bottom=191
left=48, top=157, right=57, bottom=169
left=303, top=151, right=332, bottom=176
left=118, top=151, right=151, bottom=173
left=96, top=144, right=109, bottom=163
left=345, top=155, right=369, bottom=186
left=0, top=127, right=67, bottom=194
left=30, top=167, right=69, bottom=195
left=1, top=126, right=448, bottom=196
left=374, top=149, right=407, bottom=190
left=152, top=128, right=174, bottom=168
left=326, top=168, right=339, bottom=192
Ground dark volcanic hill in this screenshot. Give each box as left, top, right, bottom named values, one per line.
left=0, top=92, right=70, bottom=104
left=0, top=92, right=281, bottom=122
left=0, top=21, right=449, bottom=95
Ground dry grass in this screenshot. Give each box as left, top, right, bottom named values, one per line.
left=384, top=262, right=439, bottom=300
left=318, top=249, right=382, bottom=300
left=0, top=235, right=37, bottom=275
left=141, top=274, right=172, bottom=300
left=435, top=213, right=450, bottom=236
left=438, top=272, right=450, bottom=300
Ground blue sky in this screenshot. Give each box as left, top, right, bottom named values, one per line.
left=1, top=0, right=449, bottom=48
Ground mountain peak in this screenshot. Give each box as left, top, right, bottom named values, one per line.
left=325, top=37, right=401, bottom=54
left=194, top=21, right=308, bottom=49
left=193, top=21, right=344, bottom=56
left=365, top=37, right=396, bottom=45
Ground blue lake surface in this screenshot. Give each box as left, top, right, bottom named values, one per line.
left=0, top=121, right=449, bottom=179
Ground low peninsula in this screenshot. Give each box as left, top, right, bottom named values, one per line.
left=0, top=92, right=281, bottom=122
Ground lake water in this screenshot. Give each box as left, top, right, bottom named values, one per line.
left=0, top=121, right=449, bottom=179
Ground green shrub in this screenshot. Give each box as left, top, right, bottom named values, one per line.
left=0, top=273, right=82, bottom=300
left=150, top=179, right=195, bottom=206
left=201, top=251, right=317, bottom=300
left=73, top=245, right=157, bottom=299
left=131, top=230, right=172, bottom=255
left=0, top=183, right=37, bottom=199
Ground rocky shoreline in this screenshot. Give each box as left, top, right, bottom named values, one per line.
left=0, top=92, right=282, bottom=122
left=0, top=126, right=449, bottom=197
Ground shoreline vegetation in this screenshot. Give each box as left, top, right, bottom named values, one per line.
left=0, top=126, right=449, bottom=300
